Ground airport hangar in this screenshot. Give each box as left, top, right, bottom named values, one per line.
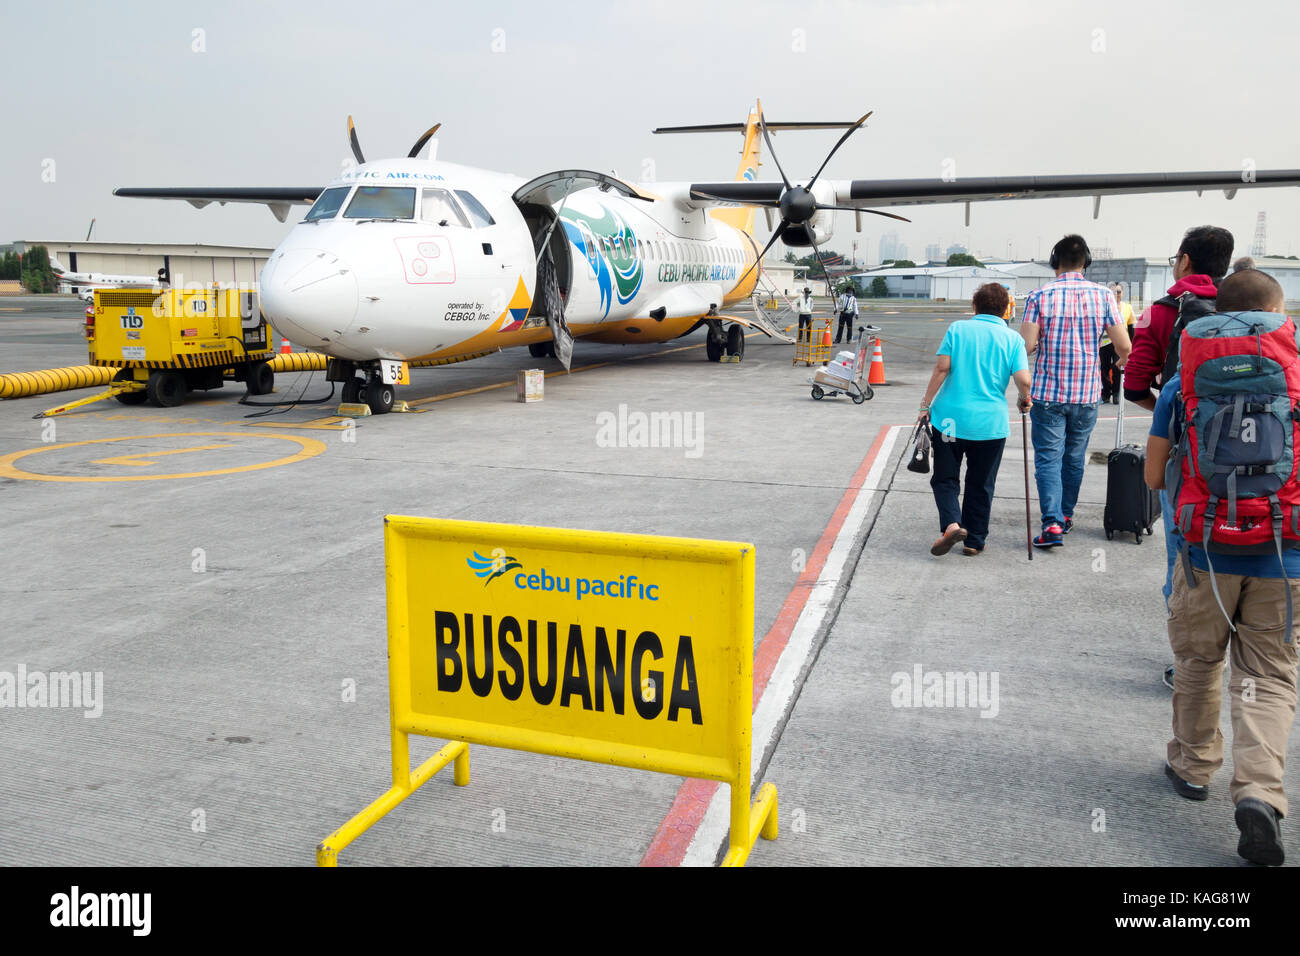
left=2, top=240, right=274, bottom=289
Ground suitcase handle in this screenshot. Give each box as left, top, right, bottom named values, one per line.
left=1114, top=393, right=1124, bottom=447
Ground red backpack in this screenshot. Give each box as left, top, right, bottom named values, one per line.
left=1167, top=309, right=1300, bottom=633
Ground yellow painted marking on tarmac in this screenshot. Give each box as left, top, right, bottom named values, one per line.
left=92, top=442, right=234, bottom=466
left=0, top=307, right=21, bottom=312
left=405, top=339, right=714, bottom=408
left=245, top=416, right=354, bottom=431
left=0, top=431, right=326, bottom=483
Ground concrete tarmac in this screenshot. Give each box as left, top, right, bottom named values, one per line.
left=0, top=295, right=1288, bottom=866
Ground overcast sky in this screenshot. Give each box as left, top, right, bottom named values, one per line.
left=4, top=0, right=1299, bottom=263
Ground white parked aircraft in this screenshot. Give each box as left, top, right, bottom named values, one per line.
left=50, top=258, right=166, bottom=301
left=116, top=101, right=1300, bottom=413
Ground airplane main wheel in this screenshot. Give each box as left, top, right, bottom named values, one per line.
left=726, top=324, right=745, bottom=359
left=529, top=341, right=555, bottom=358
left=366, top=381, right=395, bottom=415
left=146, top=370, right=187, bottom=408
left=706, top=337, right=724, bottom=362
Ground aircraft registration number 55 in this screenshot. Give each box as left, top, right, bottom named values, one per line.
left=380, top=360, right=410, bottom=385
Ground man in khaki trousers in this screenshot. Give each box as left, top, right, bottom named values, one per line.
left=1144, top=268, right=1297, bottom=866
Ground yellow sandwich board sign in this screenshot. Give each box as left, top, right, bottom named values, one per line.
left=316, top=515, right=778, bottom=867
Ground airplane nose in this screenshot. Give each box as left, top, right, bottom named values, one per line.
left=260, top=248, right=358, bottom=343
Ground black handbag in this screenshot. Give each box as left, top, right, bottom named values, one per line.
left=906, top=421, right=931, bottom=474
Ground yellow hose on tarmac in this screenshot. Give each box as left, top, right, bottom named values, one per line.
left=0, top=365, right=115, bottom=399
left=268, top=352, right=328, bottom=373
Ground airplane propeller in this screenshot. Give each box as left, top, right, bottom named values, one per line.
left=407, top=124, right=442, bottom=159
left=347, top=115, right=443, bottom=166
left=735, top=109, right=910, bottom=292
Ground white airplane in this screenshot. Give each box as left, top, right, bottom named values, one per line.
left=116, top=101, right=1300, bottom=414
left=50, top=258, right=166, bottom=301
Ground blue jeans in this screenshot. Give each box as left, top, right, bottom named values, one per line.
left=1030, top=401, right=1099, bottom=530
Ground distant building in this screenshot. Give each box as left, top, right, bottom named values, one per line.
left=850, top=265, right=1020, bottom=301
left=984, top=260, right=1056, bottom=294
left=925, top=243, right=942, bottom=262
left=1085, top=256, right=1300, bottom=306
left=2, top=240, right=274, bottom=288
left=946, top=242, right=968, bottom=258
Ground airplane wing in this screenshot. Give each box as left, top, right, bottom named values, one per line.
left=686, top=169, right=1300, bottom=219
left=112, top=187, right=323, bottom=222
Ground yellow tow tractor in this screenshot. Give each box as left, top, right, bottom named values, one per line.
left=42, top=287, right=278, bottom=416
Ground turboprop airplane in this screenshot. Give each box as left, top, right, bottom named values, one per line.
left=115, top=101, right=1300, bottom=414
left=50, top=258, right=166, bottom=301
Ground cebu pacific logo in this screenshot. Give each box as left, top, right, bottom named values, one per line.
left=467, top=549, right=522, bottom=585
left=559, top=206, right=643, bottom=317
left=742, top=166, right=757, bottom=182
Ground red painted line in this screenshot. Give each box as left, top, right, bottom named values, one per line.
left=639, top=424, right=895, bottom=867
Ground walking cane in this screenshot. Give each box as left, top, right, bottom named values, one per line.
left=1022, top=408, right=1033, bottom=561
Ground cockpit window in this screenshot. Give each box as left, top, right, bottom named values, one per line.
left=304, top=186, right=350, bottom=222
left=454, top=190, right=496, bottom=227
left=420, top=188, right=469, bottom=227
left=343, top=186, right=416, bottom=220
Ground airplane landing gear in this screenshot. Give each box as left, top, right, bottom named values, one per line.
left=704, top=319, right=745, bottom=362
left=726, top=324, right=746, bottom=359
left=705, top=319, right=727, bottom=362
left=340, top=377, right=364, bottom=404
left=362, top=375, right=395, bottom=415
left=330, top=360, right=396, bottom=414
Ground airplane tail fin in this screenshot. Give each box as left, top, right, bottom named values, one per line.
left=710, top=102, right=764, bottom=235
left=652, top=101, right=863, bottom=236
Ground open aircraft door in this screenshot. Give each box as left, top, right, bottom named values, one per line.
left=512, top=171, right=654, bottom=370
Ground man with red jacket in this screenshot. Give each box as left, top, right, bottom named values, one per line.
left=1123, top=225, right=1233, bottom=691
left=1123, top=225, right=1234, bottom=411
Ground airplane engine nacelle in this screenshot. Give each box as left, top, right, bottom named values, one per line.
left=778, top=180, right=836, bottom=247
left=779, top=217, right=834, bottom=248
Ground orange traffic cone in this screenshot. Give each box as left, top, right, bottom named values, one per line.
left=868, top=340, right=887, bottom=385
left=280, top=336, right=292, bottom=354
left=821, top=325, right=831, bottom=347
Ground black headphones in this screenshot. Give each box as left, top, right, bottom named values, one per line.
left=1049, top=235, right=1092, bottom=271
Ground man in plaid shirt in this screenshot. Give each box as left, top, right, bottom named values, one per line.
left=1020, top=234, right=1131, bottom=548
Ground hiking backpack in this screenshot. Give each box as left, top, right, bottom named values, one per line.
left=1159, top=291, right=1217, bottom=385
left=1166, top=310, right=1300, bottom=632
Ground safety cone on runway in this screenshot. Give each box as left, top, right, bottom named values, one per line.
left=821, top=326, right=831, bottom=347
left=280, top=337, right=292, bottom=354
left=868, top=340, right=887, bottom=385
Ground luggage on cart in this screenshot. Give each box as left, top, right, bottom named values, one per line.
left=809, top=327, right=879, bottom=405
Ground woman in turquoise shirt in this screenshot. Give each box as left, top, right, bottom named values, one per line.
left=918, top=283, right=1033, bottom=555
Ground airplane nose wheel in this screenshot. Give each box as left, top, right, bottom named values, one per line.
left=340, top=377, right=365, bottom=404
left=359, top=372, right=395, bottom=415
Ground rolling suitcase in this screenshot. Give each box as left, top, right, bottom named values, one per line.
left=1104, top=398, right=1159, bottom=543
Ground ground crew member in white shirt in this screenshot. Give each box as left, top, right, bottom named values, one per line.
left=835, top=287, right=859, bottom=344
left=796, top=287, right=815, bottom=338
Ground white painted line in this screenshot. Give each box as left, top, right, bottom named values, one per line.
left=681, top=423, right=907, bottom=865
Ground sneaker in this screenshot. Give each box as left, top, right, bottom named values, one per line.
left=1164, top=761, right=1209, bottom=801
left=1162, top=665, right=1175, bottom=690
left=1235, top=798, right=1285, bottom=866
left=1033, top=525, right=1064, bottom=548
left=1062, top=517, right=1073, bottom=534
